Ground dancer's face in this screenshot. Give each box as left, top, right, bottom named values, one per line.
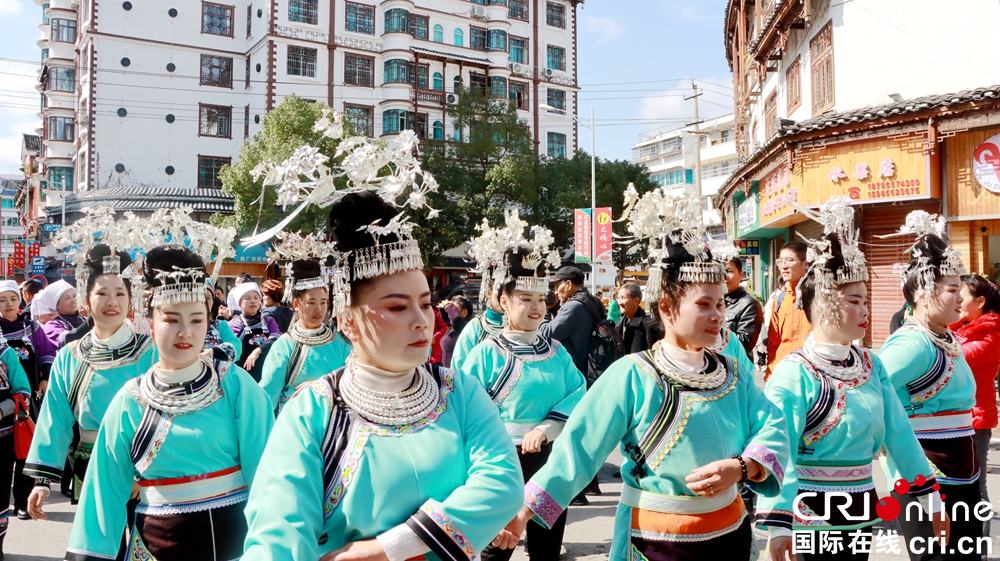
left=658, top=282, right=725, bottom=350
left=87, top=275, right=129, bottom=334
left=500, top=290, right=546, bottom=332
left=150, top=301, right=210, bottom=370
left=815, top=282, right=869, bottom=345
left=341, top=270, right=433, bottom=372
left=921, top=276, right=963, bottom=328
left=294, top=288, right=329, bottom=330
left=0, top=292, right=18, bottom=321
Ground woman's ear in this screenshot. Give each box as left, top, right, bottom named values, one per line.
left=498, top=293, right=509, bottom=314
left=657, top=298, right=672, bottom=324
left=340, top=309, right=359, bottom=343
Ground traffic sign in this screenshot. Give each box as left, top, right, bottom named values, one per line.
left=30, top=275, right=47, bottom=288
left=42, top=223, right=62, bottom=232
left=30, top=256, right=45, bottom=275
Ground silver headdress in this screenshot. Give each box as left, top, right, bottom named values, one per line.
left=879, top=210, right=966, bottom=301
left=620, top=185, right=725, bottom=306
left=242, top=110, right=438, bottom=317
left=708, top=238, right=742, bottom=269
left=54, top=207, right=142, bottom=307
left=467, top=210, right=560, bottom=299
left=790, top=196, right=869, bottom=329
left=266, top=232, right=340, bottom=305
left=148, top=266, right=209, bottom=309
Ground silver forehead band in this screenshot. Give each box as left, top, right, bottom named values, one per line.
left=148, top=267, right=208, bottom=308
left=294, top=276, right=329, bottom=292
left=642, top=261, right=727, bottom=306
left=351, top=239, right=424, bottom=281
left=101, top=255, right=121, bottom=276
left=513, top=276, right=549, bottom=294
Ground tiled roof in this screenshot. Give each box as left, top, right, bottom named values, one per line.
left=719, top=84, right=1000, bottom=199
left=21, top=134, right=41, bottom=154
left=47, top=186, right=235, bottom=216
left=411, top=47, right=490, bottom=66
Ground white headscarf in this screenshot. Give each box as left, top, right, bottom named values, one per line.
left=37, top=279, right=75, bottom=314
left=230, top=282, right=262, bottom=313
left=31, top=287, right=56, bottom=317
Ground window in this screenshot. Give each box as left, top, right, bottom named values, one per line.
left=470, top=27, right=487, bottom=51
left=384, top=59, right=408, bottom=83
left=546, top=2, right=565, bottom=28
left=547, top=132, right=566, bottom=158
left=246, top=4, right=252, bottom=37
left=509, top=0, right=527, bottom=21
left=453, top=28, right=463, bottom=47
left=433, top=24, right=443, bottom=43
left=432, top=72, right=443, bottom=91
left=200, top=55, right=233, bottom=87
left=48, top=67, right=75, bottom=92
left=287, top=46, right=317, bottom=77
left=384, top=9, right=407, bottom=33
left=346, top=3, right=375, bottom=34
left=453, top=75, right=462, bottom=92
left=409, top=14, right=428, bottom=40
left=345, top=53, right=374, bottom=86
left=487, top=29, right=507, bottom=52
left=547, top=45, right=566, bottom=70
left=288, top=0, right=318, bottom=24
left=48, top=167, right=72, bottom=191
left=200, top=104, right=232, bottom=138
left=47, top=116, right=74, bottom=141
left=489, top=76, right=506, bottom=98
left=383, top=109, right=412, bottom=134
left=509, top=81, right=528, bottom=110
left=41, top=48, right=48, bottom=60
left=509, top=36, right=527, bottom=64
left=407, top=63, right=428, bottom=89
left=786, top=56, right=801, bottom=114
left=41, top=3, right=49, bottom=24
left=432, top=121, right=443, bottom=140
left=202, top=2, right=234, bottom=36
left=244, top=104, right=250, bottom=139
left=546, top=88, right=565, bottom=112
left=763, top=91, right=777, bottom=139
left=50, top=18, right=76, bottom=42
left=198, top=156, right=230, bottom=188
left=810, top=22, right=835, bottom=114
left=649, top=169, right=692, bottom=186
left=345, top=104, right=373, bottom=136
left=244, top=55, right=250, bottom=87
left=720, top=129, right=731, bottom=143
left=415, top=113, right=427, bottom=139
left=470, top=73, right=487, bottom=96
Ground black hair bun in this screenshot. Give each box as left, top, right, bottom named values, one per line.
left=142, top=244, right=206, bottom=287
left=290, top=259, right=322, bottom=280
left=328, top=191, right=400, bottom=252
left=910, top=233, right=947, bottom=268
left=84, top=243, right=132, bottom=276
left=656, top=231, right=704, bottom=268
left=822, top=233, right=847, bottom=273
left=503, top=245, right=547, bottom=278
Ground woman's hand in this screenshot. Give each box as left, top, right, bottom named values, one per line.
left=27, top=486, right=49, bottom=520
left=933, top=509, right=951, bottom=546
left=521, top=429, right=547, bottom=454
left=768, top=535, right=793, bottom=561
left=684, top=458, right=744, bottom=497
left=244, top=348, right=263, bottom=370
left=319, top=539, right=389, bottom=561
left=131, top=481, right=141, bottom=501
left=491, top=506, right=533, bottom=550
left=38, top=379, right=48, bottom=399
left=218, top=306, right=231, bottom=320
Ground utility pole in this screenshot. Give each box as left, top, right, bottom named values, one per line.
left=590, top=105, right=597, bottom=295
left=686, top=82, right=704, bottom=220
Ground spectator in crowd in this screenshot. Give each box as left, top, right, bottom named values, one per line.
left=540, top=267, right=602, bottom=376
left=757, top=241, right=811, bottom=379
left=19, top=280, right=42, bottom=310
left=615, top=283, right=653, bottom=354
left=40, top=280, right=84, bottom=350
left=438, top=295, right=474, bottom=368
left=950, top=274, right=1000, bottom=539
left=723, top=257, right=763, bottom=355
left=214, top=285, right=226, bottom=303
left=890, top=303, right=910, bottom=334
left=261, top=279, right=294, bottom=333
left=544, top=290, right=559, bottom=322
left=30, top=288, right=57, bottom=325
left=606, top=296, right=621, bottom=324
left=226, top=272, right=255, bottom=314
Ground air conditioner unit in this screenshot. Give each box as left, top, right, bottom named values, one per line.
left=510, top=63, right=524, bottom=74
left=543, top=68, right=555, bottom=78
left=446, top=94, right=458, bottom=104
left=471, top=6, right=487, bottom=19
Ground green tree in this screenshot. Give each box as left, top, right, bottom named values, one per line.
left=213, top=96, right=343, bottom=237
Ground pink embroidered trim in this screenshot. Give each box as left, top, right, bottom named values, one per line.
left=524, top=481, right=563, bottom=529
left=323, top=423, right=370, bottom=517
left=910, top=358, right=955, bottom=405
left=420, top=503, right=478, bottom=559
left=786, top=349, right=872, bottom=447
left=743, top=443, right=784, bottom=483
left=135, top=414, right=174, bottom=475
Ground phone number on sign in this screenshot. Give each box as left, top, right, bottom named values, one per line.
left=854, top=178, right=922, bottom=200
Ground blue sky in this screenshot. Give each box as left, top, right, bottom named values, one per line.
left=0, top=0, right=735, bottom=173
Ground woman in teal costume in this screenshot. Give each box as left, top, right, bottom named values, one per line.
left=204, top=287, right=241, bottom=363
left=493, top=189, right=789, bottom=561
left=63, top=245, right=273, bottom=561
left=243, top=191, right=523, bottom=561
left=756, top=198, right=948, bottom=561
left=0, top=333, right=33, bottom=556
left=26, top=245, right=154, bottom=518
left=461, top=244, right=585, bottom=561
left=259, top=258, right=352, bottom=415
left=878, top=213, right=978, bottom=561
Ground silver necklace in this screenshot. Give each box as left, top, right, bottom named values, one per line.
left=339, top=361, right=439, bottom=426
left=651, top=342, right=726, bottom=390
left=138, top=363, right=221, bottom=415
left=799, top=338, right=863, bottom=382
left=910, top=318, right=962, bottom=358
left=287, top=322, right=336, bottom=347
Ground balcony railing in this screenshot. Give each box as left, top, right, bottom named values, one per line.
left=413, top=89, right=445, bottom=105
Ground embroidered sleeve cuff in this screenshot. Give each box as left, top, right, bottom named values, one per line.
left=742, top=443, right=784, bottom=483
left=909, top=476, right=937, bottom=497
left=524, top=481, right=563, bottom=529
left=534, top=420, right=564, bottom=443
left=755, top=510, right=793, bottom=530
left=769, top=527, right=793, bottom=540
left=24, top=462, right=63, bottom=481
left=404, top=502, right=478, bottom=561
left=376, top=522, right=429, bottom=561
left=917, top=491, right=944, bottom=514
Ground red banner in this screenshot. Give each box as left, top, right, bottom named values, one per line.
left=594, top=207, right=612, bottom=261
left=12, top=241, right=24, bottom=270
left=574, top=209, right=592, bottom=263
left=27, top=241, right=40, bottom=260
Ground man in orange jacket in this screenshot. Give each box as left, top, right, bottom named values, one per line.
left=763, top=241, right=812, bottom=380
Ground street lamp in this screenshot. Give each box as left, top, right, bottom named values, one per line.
left=539, top=103, right=598, bottom=294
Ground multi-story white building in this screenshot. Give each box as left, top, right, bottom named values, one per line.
left=631, top=114, right=739, bottom=226
left=32, top=0, right=580, bottom=198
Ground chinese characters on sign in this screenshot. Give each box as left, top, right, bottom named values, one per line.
left=737, top=194, right=757, bottom=232
left=574, top=209, right=592, bottom=263
left=574, top=208, right=613, bottom=263
left=759, top=164, right=797, bottom=224
left=734, top=240, right=759, bottom=255
left=973, top=133, right=1000, bottom=194
left=594, top=207, right=613, bottom=261
left=829, top=158, right=923, bottom=201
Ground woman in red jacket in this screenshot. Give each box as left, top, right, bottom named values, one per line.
left=950, top=274, right=1000, bottom=526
